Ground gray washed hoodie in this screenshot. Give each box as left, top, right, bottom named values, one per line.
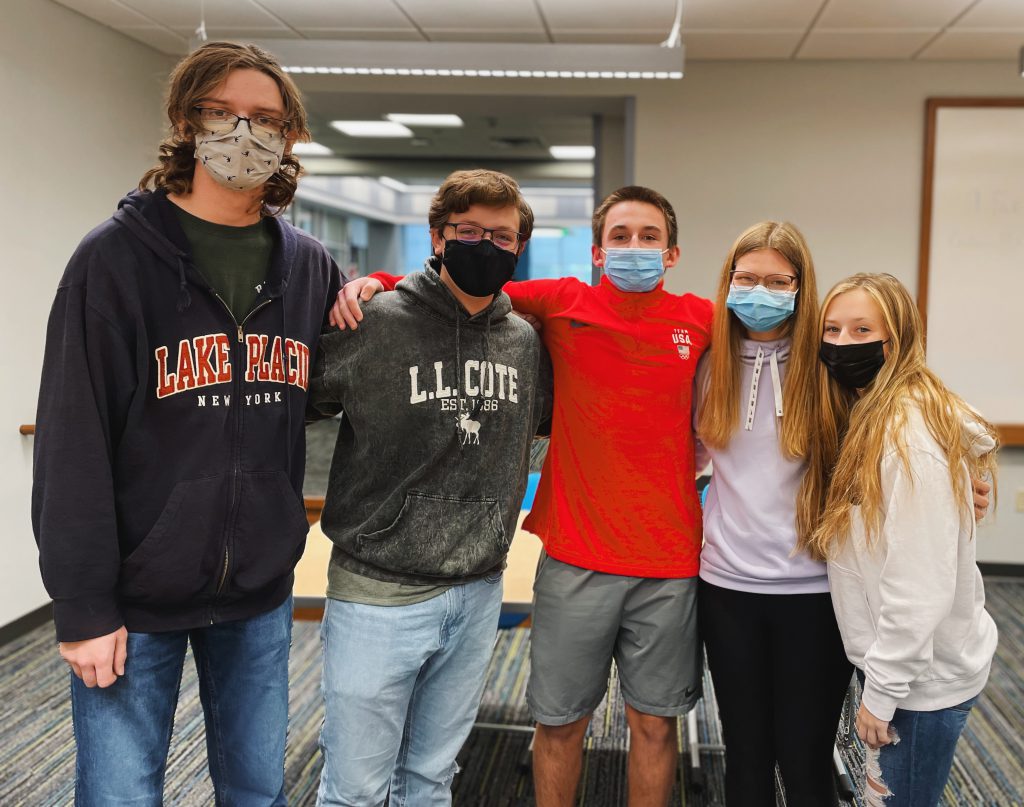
left=694, top=337, right=830, bottom=594
left=308, top=268, right=551, bottom=586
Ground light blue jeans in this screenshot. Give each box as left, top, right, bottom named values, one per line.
left=316, top=573, right=503, bottom=807
left=71, top=596, right=293, bottom=807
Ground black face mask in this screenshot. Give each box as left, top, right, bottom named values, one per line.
left=436, top=239, right=517, bottom=298
left=819, top=340, right=887, bottom=390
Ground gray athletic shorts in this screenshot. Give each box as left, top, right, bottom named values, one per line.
left=526, top=552, right=702, bottom=726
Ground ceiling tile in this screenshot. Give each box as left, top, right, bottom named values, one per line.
left=255, top=0, right=415, bottom=29
left=815, top=0, right=972, bottom=29
left=797, top=29, right=937, bottom=59
left=167, top=25, right=302, bottom=38
left=398, top=0, right=545, bottom=33
left=419, top=29, right=550, bottom=43
left=299, top=29, right=425, bottom=41
left=917, top=29, right=1024, bottom=59
left=681, top=0, right=823, bottom=29
left=683, top=30, right=804, bottom=60
left=954, top=0, right=1024, bottom=28
left=551, top=30, right=668, bottom=44
left=538, top=0, right=676, bottom=30
left=119, top=25, right=191, bottom=55
left=121, top=0, right=287, bottom=31
left=51, top=0, right=156, bottom=27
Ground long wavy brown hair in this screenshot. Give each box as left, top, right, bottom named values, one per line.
left=139, top=42, right=310, bottom=215
left=798, top=273, right=999, bottom=560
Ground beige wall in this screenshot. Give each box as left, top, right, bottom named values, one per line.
left=0, top=0, right=172, bottom=629
left=631, top=60, right=1023, bottom=563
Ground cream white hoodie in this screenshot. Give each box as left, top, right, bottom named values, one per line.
left=827, top=406, right=998, bottom=721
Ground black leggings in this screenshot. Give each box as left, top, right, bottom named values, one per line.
left=698, top=579, right=853, bottom=807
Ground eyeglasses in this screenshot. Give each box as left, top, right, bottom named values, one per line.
left=443, top=222, right=522, bottom=251
left=194, top=107, right=291, bottom=142
left=730, top=271, right=799, bottom=294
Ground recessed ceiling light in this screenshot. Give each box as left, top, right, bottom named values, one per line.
left=386, top=113, right=464, bottom=128
left=378, top=176, right=410, bottom=193
left=291, top=141, right=333, bottom=156
left=549, top=145, right=596, bottom=160
left=330, top=120, right=414, bottom=138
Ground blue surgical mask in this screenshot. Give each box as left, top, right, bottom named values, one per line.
left=726, top=285, right=796, bottom=332
left=602, top=248, right=666, bottom=293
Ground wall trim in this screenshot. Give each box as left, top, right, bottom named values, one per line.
left=0, top=602, right=53, bottom=647
left=979, top=562, right=1024, bottom=578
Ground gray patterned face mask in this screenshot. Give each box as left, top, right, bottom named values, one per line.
left=194, top=118, right=285, bottom=192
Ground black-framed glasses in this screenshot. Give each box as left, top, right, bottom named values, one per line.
left=730, top=270, right=799, bottom=294
left=443, top=221, right=523, bottom=251
left=194, top=106, right=291, bottom=141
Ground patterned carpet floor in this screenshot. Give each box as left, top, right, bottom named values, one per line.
left=2, top=580, right=1022, bottom=806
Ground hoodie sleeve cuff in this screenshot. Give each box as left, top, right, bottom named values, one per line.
left=861, top=681, right=899, bottom=723
left=52, top=595, right=123, bottom=643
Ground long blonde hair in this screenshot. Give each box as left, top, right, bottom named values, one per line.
left=697, top=221, right=821, bottom=461
left=800, top=273, right=999, bottom=560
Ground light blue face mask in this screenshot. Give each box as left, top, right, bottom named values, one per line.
left=726, top=285, right=797, bottom=332
left=602, top=248, right=666, bottom=293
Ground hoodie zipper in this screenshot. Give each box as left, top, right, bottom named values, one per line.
left=210, top=292, right=273, bottom=615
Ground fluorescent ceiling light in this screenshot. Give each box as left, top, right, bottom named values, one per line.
left=386, top=113, right=464, bottom=128
left=291, top=141, right=332, bottom=156
left=254, top=40, right=683, bottom=80
left=331, top=120, right=414, bottom=138
left=378, top=176, right=410, bottom=193
left=549, top=146, right=596, bottom=161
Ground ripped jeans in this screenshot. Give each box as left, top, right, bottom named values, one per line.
left=857, top=673, right=978, bottom=807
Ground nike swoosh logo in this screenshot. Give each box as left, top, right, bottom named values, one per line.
left=684, top=685, right=699, bottom=698
left=569, top=320, right=590, bottom=329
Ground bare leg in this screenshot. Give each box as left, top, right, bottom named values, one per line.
left=533, top=716, right=591, bottom=807
left=625, top=706, right=677, bottom=807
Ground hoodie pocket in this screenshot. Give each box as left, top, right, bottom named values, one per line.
left=120, top=475, right=227, bottom=603
left=231, top=471, right=311, bottom=593
left=356, top=491, right=507, bottom=578
left=828, top=564, right=876, bottom=658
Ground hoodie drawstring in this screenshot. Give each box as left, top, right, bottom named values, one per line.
left=175, top=255, right=192, bottom=312
left=744, top=345, right=784, bottom=430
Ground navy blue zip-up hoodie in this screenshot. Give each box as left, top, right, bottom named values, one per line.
left=32, top=188, right=341, bottom=642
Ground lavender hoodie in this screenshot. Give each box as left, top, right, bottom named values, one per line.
left=694, top=337, right=829, bottom=594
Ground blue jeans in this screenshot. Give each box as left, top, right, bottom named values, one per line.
left=858, top=673, right=978, bottom=807
left=317, top=574, right=503, bottom=807
left=71, top=596, right=293, bottom=807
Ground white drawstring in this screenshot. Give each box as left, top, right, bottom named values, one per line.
left=744, top=346, right=784, bottom=431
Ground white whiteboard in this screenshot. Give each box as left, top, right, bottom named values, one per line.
left=923, top=103, right=1024, bottom=432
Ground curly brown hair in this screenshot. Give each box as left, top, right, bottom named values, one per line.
left=139, top=42, right=310, bottom=216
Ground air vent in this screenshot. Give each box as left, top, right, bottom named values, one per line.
left=489, top=136, right=543, bottom=149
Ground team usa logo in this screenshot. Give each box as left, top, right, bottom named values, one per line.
left=154, top=333, right=310, bottom=404
left=671, top=328, right=692, bottom=361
